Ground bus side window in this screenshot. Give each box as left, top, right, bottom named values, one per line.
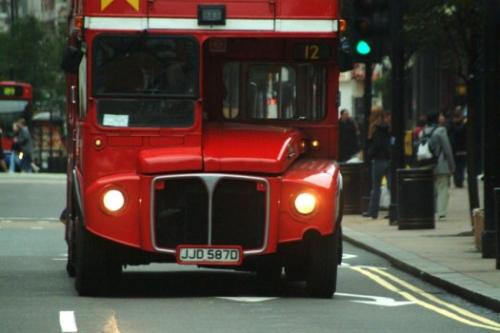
left=222, top=62, right=240, bottom=119
left=247, top=82, right=258, bottom=117
left=280, top=81, right=295, bottom=119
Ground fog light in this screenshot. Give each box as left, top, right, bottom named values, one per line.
left=102, top=189, right=125, bottom=213
left=294, top=193, right=317, bottom=215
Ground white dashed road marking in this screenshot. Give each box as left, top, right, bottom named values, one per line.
left=59, top=311, right=78, bottom=332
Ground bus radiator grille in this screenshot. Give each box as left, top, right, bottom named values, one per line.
left=153, top=175, right=267, bottom=252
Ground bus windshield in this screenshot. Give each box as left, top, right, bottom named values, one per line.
left=93, top=35, right=198, bottom=129
left=93, top=35, right=198, bottom=97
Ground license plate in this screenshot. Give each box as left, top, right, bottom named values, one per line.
left=176, top=245, right=243, bottom=265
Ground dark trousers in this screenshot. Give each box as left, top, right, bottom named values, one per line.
left=367, top=158, right=391, bottom=218
left=20, top=153, right=32, bottom=173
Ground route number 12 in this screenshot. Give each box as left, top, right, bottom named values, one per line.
left=304, top=45, right=320, bottom=60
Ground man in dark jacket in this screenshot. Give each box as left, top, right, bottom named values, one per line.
left=14, top=118, right=33, bottom=173
left=338, top=109, right=360, bottom=162
left=447, top=109, right=467, bottom=188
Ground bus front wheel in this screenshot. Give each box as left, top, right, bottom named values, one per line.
left=306, top=228, right=340, bottom=298
left=74, top=217, right=121, bottom=296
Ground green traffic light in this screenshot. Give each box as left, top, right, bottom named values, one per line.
left=356, top=40, right=372, bottom=55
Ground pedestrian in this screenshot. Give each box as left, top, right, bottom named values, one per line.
left=338, top=109, right=360, bottom=162
left=363, top=106, right=391, bottom=219
left=447, top=108, right=467, bottom=188
left=0, top=122, right=8, bottom=172
left=13, top=118, right=33, bottom=173
left=9, top=122, right=21, bottom=172
left=438, top=112, right=448, bottom=128
left=423, top=112, right=455, bottom=220
left=412, top=114, right=427, bottom=141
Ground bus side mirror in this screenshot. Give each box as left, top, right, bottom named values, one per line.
left=61, top=46, right=83, bottom=74
left=338, top=37, right=354, bottom=72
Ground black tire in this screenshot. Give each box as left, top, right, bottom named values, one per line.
left=66, top=262, right=76, bottom=277
left=336, top=190, right=344, bottom=265
left=64, top=213, right=76, bottom=278
left=65, top=216, right=76, bottom=278
left=306, top=228, right=340, bottom=298
left=337, top=226, right=343, bottom=265
left=74, top=216, right=121, bottom=296
left=284, top=265, right=307, bottom=281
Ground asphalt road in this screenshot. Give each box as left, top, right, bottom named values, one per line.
left=0, top=174, right=499, bottom=333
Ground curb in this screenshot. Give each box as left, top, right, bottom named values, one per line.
left=343, top=226, right=500, bottom=313
left=0, top=173, right=66, bottom=182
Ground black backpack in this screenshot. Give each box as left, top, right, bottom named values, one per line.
left=415, top=127, right=439, bottom=167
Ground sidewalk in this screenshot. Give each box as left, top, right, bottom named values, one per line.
left=342, top=186, right=500, bottom=312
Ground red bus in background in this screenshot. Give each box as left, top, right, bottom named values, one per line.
left=62, top=0, right=344, bottom=298
left=0, top=81, right=33, bottom=161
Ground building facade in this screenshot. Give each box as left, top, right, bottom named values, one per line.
left=0, top=0, right=68, bottom=32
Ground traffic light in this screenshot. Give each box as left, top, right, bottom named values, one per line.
left=351, top=0, right=390, bottom=62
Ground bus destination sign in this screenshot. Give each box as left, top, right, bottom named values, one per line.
left=0, top=86, right=23, bottom=97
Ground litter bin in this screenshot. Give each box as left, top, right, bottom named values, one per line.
left=397, top=168, right=435, bottom=229
left=339, top=162, right=364, bottom=214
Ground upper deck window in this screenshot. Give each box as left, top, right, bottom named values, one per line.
left=223, top=63, right=326, bottom=121
left=93, top=35, right=198, bottom=97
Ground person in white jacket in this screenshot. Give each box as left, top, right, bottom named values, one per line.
left=423, top=112, right=456, bottom=220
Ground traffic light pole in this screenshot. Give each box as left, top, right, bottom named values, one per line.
left=362, top=62, right=373, bottom=208
left=362, top=62, right=373, bottom=150
left=482, top=0, right=500, bottom=267
left=388, top=0, right=405, bottom=224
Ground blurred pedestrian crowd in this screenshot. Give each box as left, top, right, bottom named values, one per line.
left=338, top=105, right=467, bottom=221
left=0, top=117, right=36, bottom=173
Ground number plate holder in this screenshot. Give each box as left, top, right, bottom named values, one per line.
left=176, top=245, right=243, bottom=266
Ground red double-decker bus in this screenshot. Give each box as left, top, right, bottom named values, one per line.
left=0, top=81, right=33, bottom=164
left=62, top=0, right=344, bottom=298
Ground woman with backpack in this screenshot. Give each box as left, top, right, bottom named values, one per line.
left=421, top=112, right=455, bottom=220
left=363, top=106, right=392, bottom=219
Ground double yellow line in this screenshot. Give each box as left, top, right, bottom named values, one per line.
left=351, top=266, right=500, bottom=331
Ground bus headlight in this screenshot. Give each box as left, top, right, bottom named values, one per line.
left=294, top=192, right=317, bottom=215
left=102, top=189, right=125, bottom=213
